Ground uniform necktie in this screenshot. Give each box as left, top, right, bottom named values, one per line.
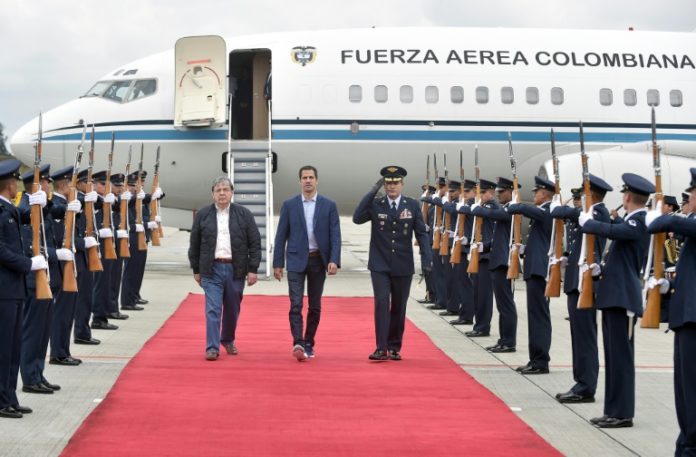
left=391, top=201, right=397, bottom=215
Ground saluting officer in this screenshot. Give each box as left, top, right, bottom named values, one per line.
left=579, top=173, right=653, bottom=429
left=507, top=176, right=554, bottom=374
left=551, top=175, right=612, bottom=404
left=646, top=167, right=696, bottom=454
left=0, top=159, right=46, bottom=418
left=471, top=177, right=518, bottom=352
left=353, top=166, right=431, bottom=361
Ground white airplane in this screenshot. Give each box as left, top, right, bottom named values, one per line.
left=10, top=26, right=696, bottom=230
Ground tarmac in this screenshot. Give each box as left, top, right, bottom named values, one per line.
left=0, top=217, right=678, bottom=457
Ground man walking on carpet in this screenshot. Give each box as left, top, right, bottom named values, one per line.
left=273, top=165, right=341, bottom=361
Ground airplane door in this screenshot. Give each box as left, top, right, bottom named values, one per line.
left=174, top=35, right=227, bottom=128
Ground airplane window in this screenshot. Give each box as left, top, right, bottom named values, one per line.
left=400, top=85, right=413, bottom=103
left=647, top=89, right=660, bottom=106
left=600, top=88, right=613, bottom=106
left=624, top=89, right=637, bottom=106
left=476, top=87, right=489, bottom=104
left=126, top=79, right=157, bottom=102
left=349, top=85, right=362, bottom=103
left=526, top=87, right=539, bottom=105
left=501, top=87, right=514, bottom=104
left=425, top=86, right=439, bottom=103
left=83, top=81, right=112, bottom=98
left=670, top=90, right=683, bottom=107
left=450, top=86, right=464, bottom=103
left=551, top=87, right=564, bottom=105
left=102, top=80, right=133, bottom=102
left=374, top=85, right=388, bottom=103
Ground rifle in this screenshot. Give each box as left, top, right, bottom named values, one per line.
left=641, top=107, right=664, bottom=329
left=119, top=146, right=132, bottom=258
left=431, top=154, right=442, bottom=250
left=577, top=122, right=595, bottom=309
left=507, top=133, right=522, bottom=280
left=101, top=132, right=117, bottom=260
left=85, top=126, right=104, bottom=272
left=421, top=155, right=430, bottom=225
left=61, top=127, right=85, bottom=293
left=545, top=129, right=564, bottom=297
left=135, top=144, right=148, bottom=251
left=32, top=113, right=53, bottom=299
left=467, top=145, right=482, bottom=273
left=451, top=149, right=466, bottom=264
left=150, top=145, right=162, bottom=246
left=439, top=153, right=451, bottom=256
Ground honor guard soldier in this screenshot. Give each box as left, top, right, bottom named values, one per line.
left=471, top=177, right=519, bottom=352
left=18, top=165, right=71, bottom=394
left=551, top=175, right=612, bottom=404
left=438, top=179, right=463, bottom=317
left=0, top=159, right=44, bottom=418
left=424, top=177, right=448, bottom=311
left=507, top=176, right=554, bottom=374
left=416, top=184, right=437, bottom=305
left=579, top=173, right=653, bottom=429
left=681, top=193, right=692, bottom=217
left=108, top=173, right=128, bottom=319
left=121, top=171, right=151, bottom=311
left=449, top=180, right=477, bottom=325
left=353, top=166, right=431, bottom=361
left=48, top=166, right=84, bottom=365
left=646, top=167, right=696, bottom=454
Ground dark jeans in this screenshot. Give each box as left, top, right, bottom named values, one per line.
left=287, top=256, right=326, bottom=348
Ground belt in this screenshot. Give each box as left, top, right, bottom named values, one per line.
left=308, top=251, right=321, bottom=258
left=214, top=258, right=233, bottom=264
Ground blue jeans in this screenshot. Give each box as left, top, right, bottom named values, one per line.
left=201, top=263, right=245, bottom=352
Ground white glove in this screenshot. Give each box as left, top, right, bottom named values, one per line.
left=155, top=215, right=162, bottom=223
left=67, top=199, right=82, bottom=212
left=647, top=276, right=670, bottom=294
left=99, top=228, right=113, bottom=239
left=550, top=194, right=561, bottom=213
left=421, top=189, right=428, bottom=199
left=560, top=256, right=568, bottom=268
left=103, top=193, right=116, bottom=204
left=84, top=236, right=98, bottom=249
left=147, top=221, right=158, bottom=230
left=460, top=236, right=469, bottom=245
left=137, top=190, right=146, bottom=200
left=84, top=191, right=98, bottom=203
left=30, top=255, right=48, bottom=271
left=645, top=209, right=661, bottom=228
left=56, top=248, right=74, bottom=262
left=432, top=195, right=441, bottom=203
left=29, top=190, right=47, bottom=208
left=589, top=263, right=602, bottom=277
left=135, top=224, right=145, bottom=233
left=456, top=201, right=466, bottom=211
left=476, top=242, right=484, bottom=253
left=117, top=229, right=129, bottom=239
left=578, top=210, right=593, bottom=227
left=152, top=187, right=163, bottom=200
left=470, top=202, right=481, bottom=212
left=121, top=190, right=132, bottom=202
left=518, top=244, right=526, bottom=255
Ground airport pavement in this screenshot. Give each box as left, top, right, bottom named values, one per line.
left=0, top=217, right=677, bottom=456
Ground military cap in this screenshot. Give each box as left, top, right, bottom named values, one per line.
left=682, top=192, right=690, bottom=204
left=92, top=170, right=107, bottom=183
left=463, top=179, right=477, bottom=190
left=77, top=169, right=89, bottom=183
left=571, top=187, right=583, bottom=198
left=0, top=159, right=22, bottom=180
left=448, top=180, right=461, bottom=190
left=380, top=165, right=407, bottom=183
left=21, top=164, right=51, bottom=184
left=588, top=174, right=613, bottom=194
left=686, top=167, right=696, bottom=192
left=532, top=176, right=555, bottom=192
left=479, top=179, right=497, bottom=190
left=51, top=166, right=74, bottom=182
left=111, top=173, right=125, bottom=186
left=663, top=195, right=678, bottom=209
left=421, top=184, right=436, bottom=193
left=436, top=177, right=446, bottom=187
left=620, top=173, right=655, bottom=196
left=495, top=177, right=519, bottom=191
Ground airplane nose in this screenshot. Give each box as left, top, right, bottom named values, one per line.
left=9, top=116, right=39, bottom=166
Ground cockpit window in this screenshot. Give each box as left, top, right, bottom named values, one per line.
left=84, top=81, right=112, bottom=97
left=126, top=79, right=157, bottom=102
left=103, top=81, right=133, bottom=102
left=83, top=79, right=157, bottom=103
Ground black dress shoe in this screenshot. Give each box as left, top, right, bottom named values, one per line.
left=590, top=415, right=607, bottom=425
left=74, top=337, right=101, bottom=345
left=42, top=379, right=61, bottom=391
left=49, top=356, right=81, bottom=366
left=416, top=296, right=434, bottom=304
left=449, top=319, right=474, bottom=325
left=135, top=298, right=149, bottom=305
left=91, top=321, right=119, bottom=330
left=438, top=310, right=458, bottom=316
left=388, top=350, right=402, bottom=361
left=22, top=384, right=53, bottom=394
left=0, top=407, right=23, bottom=418
left=518, top=366, right=549, bottom=375
left=107, top=312, right=129, bottom=320
left=556, top=391, right=595, bottom=403
left=121, top=305, right=144, bottom=311
left=426, top=304, right=446, bottom=310
left=368, top=350, right=389, bottom=361
left=592, top=416, right=633, bottom=428
left=488, top=345, right=516, bottom=353
left=465, top=330, right=490, bottom=337
left=515, top=363, right=532, bottom=372
left=13, top=405, right=32, bottom=414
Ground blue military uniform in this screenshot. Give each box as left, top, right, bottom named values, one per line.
left=423, top=178, right=448, bottom=311
left=648, top=167, right=696, bottom=453
left=91, top=170, right=117, bottom=327
left=0, top=160, right=34, bottom=418
left=438, top=180, right=464, bottom=316
left=507, top=176, right=553, bottom=373
left=451, top=180, right=477, bottom=324
left=121, top=171, right=150, bottom=311
left=109, top=173, right=128, bottom=319
left=353, top=166, right=432, bottom=360
left=581, top=173, right=653, bottom=428
left=418, top=186, right=437, bottom=304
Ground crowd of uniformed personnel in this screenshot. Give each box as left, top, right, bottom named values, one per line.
left=0, top=158, right=163, bottom=419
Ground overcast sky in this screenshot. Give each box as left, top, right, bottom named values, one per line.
left=1, top=0, right=694, bottom=139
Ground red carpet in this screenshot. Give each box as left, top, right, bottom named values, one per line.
left=62, top=294, right=559, bottom=456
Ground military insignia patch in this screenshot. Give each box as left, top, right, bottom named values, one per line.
left=628, top=220, right=637, bottom=226
left=378, top=213, right=388, bottom=219
left=399, top=209, right=412, bottom=219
